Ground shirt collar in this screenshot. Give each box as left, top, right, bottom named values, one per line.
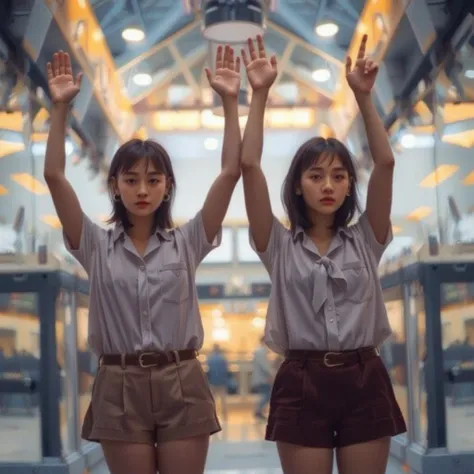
left=292, top=224, right=352, bottom=242
left=111, top=223, right=172, bottom=243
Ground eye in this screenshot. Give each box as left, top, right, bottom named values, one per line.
left=149, top=178, right=159, bottom=184
left=125, top=178, right=136, bottom=184
left=334, top=174, right=345, bottom=181
left=310, top=174, right=322, bottom=181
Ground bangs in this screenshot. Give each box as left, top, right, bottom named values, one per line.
left=115, top=140, right=169, bottom=176
left=298, top=138, right=351, bottom=174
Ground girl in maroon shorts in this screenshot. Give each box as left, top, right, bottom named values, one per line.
left=240, top=34, right=406, bottom=474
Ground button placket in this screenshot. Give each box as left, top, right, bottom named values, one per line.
left=138, top=263, right=152, bottom=347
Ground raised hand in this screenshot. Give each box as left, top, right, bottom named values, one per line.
left=46, top=51, right=83, bottom=104
left=242, top=35, right=277, bottom=91
left=345, top=35, right=378, bottom=95
left=205, top=45, right=241, bottom=98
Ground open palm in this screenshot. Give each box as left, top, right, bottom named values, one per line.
left=346, top=34, right=378, bottom=95
left=47, top=51, right=83, bottom=104
left=242, top=36, right=277, bottom=91
left=206, top=45, right=241, bottom=98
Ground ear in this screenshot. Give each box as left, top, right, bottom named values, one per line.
left=295, top=184, right=302, bottom=195
left=109, top=176, right=119, bottom=196
left=166, top=176, right=173, bottom=194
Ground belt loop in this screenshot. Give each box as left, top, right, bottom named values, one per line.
left=172, top=350, right=180, bottom=366
left=120, top=354, right=126, bottom=370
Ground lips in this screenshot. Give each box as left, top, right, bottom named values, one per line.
left=135, top=202, right=150, bottom=206
left=320, top=198, right=335, bottom=204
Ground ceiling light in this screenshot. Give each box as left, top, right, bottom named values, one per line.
left=202, top=0, right=264, bottom=43
left=133, top=73, right=152, bottom=87
left=315, top=22, right=339, bottom=37
left=464, top=69, right=474, bottom=79
left=122, top=27, right=145, bottom=43
left=204, top=138, right=219, bottom=150
left=400, top=133, right=416, bottom=148
left=311, top=68, right=331, bottom=82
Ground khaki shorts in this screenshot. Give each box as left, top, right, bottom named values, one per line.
left=82, top=357, right=221, bottom=445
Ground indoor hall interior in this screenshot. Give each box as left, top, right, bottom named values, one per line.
left=1, top=0, right=474, bottom=473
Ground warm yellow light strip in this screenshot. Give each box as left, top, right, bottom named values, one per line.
left=463, top=171, right=474, bottom=185
left=0, top=111, right=23, bottom=131
left=10, top=173, right=49, bottom=195
left=0, top=140, right=25, bottom=158
left=0, top=185, right=8, bottom=196
left=406, top=206, right=432, bottom=221
left=419, top=165, right=459, bottom=188
left=32, top=108, right=49, bottom=131
left=443, top=130, right=474, bottom=148
left=31, top=132, right=49, bottom=142
left=392, top=225, right=402, bottom=234
left=41, top=215, right=62, bottom=229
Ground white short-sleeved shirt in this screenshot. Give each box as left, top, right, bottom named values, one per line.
left=64, top=211, right=221, bottom=356
left=251, top=212, right=393, bottom=355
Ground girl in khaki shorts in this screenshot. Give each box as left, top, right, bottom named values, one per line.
left=44, top=47, right=242, bottom=474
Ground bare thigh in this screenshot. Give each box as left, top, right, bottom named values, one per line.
left=156, top=434, right=210, bottom=474
left=277, top=441, right=333, bottom=474
left=336, top=437, right=391, bottom=474
left=101, top=441, right=156, bottom=474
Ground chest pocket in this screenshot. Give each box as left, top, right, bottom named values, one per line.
left=159, top=262, right=190, bottom=304
left=341, top=261, right=373, bottom=303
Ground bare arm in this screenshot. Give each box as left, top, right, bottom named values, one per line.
left=43, top=51, right=84, bottom=249
left=346, top=35, right=394, bottom=244
left=201, top=96, right=241, bottom=243
left=358, top=93, right=394, bottom=244
left=240, top=36, right=278, bottom=253
left=241, top=90, right=273, bottom=252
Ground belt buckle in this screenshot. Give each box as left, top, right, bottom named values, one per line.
left=138, top=352, right=159, bottom=368
left=323, top=352, right=344, bottom=368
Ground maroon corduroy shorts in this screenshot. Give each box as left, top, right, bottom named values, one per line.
left=266, top=347, right=407, bottom=448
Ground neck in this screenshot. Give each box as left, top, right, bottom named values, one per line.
left=126, top=214, right=154, bottom=241
left=306, top=212, right=335, bottom=240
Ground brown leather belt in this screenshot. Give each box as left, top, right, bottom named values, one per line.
left=286, top=346, right=379, bottom=368
left=100, top=349, right=197, bottom=369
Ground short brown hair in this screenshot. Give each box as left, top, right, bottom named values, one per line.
left=106, top=139, right=175, bottom=230
left=282, top=137, right=361, bottom=232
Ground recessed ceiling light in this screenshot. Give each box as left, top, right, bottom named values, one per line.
left=464, top=69, right=474, bottom=79
left=204, top=138, right=219, bottom=150
left=122, top=27, right=145, bottom=43
left=315, top=22, right=339, bottom=38
left=133, top=73, right=152, bottom=87
left=311, top=68, right=331, bottom=82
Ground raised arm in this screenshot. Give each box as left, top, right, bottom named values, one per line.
left=43, top=51, right=84, bottom=249
left=346, top=35, right=395, bottom=244
left=200, top=45, right=242, bottom=243
left=240, top=36, right=278, bottom=252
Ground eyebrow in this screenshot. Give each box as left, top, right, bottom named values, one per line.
left=308, top=166, right=347, bottom=172
left=123, top=170, right=163, bottom=176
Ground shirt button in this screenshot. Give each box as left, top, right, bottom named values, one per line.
left=328, top=305, right=333, bottom=310
left=143, top=310, right=148, bottom=316
left=329, top=318, right=334, bottom=323
left=140, top=265, right=145, bottom=271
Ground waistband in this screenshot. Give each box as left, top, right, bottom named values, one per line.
left=99, top=349, right=198, bottom=369
left=286, top=346, right=379, bottom=368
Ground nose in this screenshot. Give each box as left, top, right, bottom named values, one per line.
left=137, top=180, right=148, bottom=196
left=322, top=176, right=334, bottom=192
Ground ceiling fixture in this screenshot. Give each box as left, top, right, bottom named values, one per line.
left=122, top=27, right=145, bottom=43
left=202, top=0, right=265, bottom=43
left=311, top=68, right=331, bottom=82
left=315, top=22, right=339, bottom=38
left=204, top=138, right=219, bottom=150
left=464, top=69, right=474, bottom=79
left=133, top=73, right=152, bottom=87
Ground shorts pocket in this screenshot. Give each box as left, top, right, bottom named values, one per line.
left=271, top=406, right=299, bottom=426
left=271, top=360, right=305, bottom=406
left=92, top=366, right=125, bottom=428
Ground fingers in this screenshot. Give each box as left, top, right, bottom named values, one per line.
left=365, top=59, right=378, bottom=74
left=46, top=62, right=53, bottom=81
left=59, top=51, right=66, bottom=75
left=241, top=48, right=249, bottom=68
left=65, top=52, right=72, bottom=76
left=357, top=34, right=367, bottom=60
left=53, top=52, right=60, bottom=76
left=223, top=45, right=231, bottom=70
left=256, top=35, right=266, bottom=58
left=248, top=37, right=257, bottom=61
left=215, top=45, right=223, bottom=70
left=235, top=56, right=241, bottom=74
left=204, top=67, right=212, bottom=84
left=270, top=55, right=277, bottom=71
left=75, top=72, right=83, bottom=88
left=345, top=56, right=352, bottom=75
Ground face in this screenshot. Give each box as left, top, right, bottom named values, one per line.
left=114, top=159, right=169, bottom=219
left=297, top=154, right=351, bottom=217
